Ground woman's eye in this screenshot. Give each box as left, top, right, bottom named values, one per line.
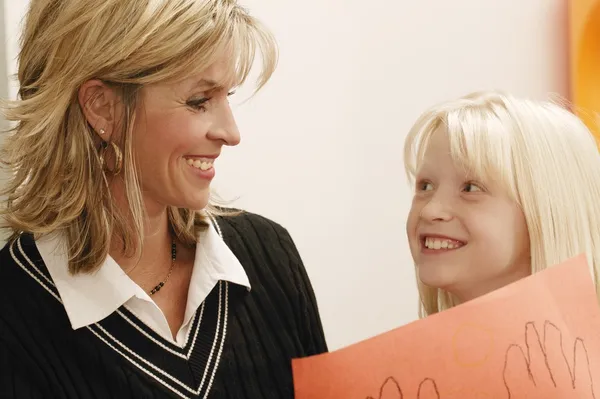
left=188, top=91, right=234, bottom=111
left=463, top=182, right=482, bottom=192
left=187, top=97, right=210, bottom=112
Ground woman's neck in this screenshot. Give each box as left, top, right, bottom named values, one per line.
left=109, top=201, right=175, bottom=292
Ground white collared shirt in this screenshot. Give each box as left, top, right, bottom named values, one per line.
left=36, top=222, right=251, bottom=347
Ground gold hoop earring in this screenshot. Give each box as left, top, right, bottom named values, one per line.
left=99, top=141, right=123, bottom=175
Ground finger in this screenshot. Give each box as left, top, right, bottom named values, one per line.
left=416, top=378, right=440, bottom=399
left=503, top=343, right=535, bottom=398
left=572, top=338, right=596, bottom=395
left=542, top=320, right=572, bottom=387
left=377, top=377, right=403, bottom=399
left=523, top=321, right=554, bottom=387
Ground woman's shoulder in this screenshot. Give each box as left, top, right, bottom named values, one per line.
left=212, top=208, right=328, bottom=355
left=0, top=234, right=44, bottom=286
left=0, top=235, right=28, bottom=273
left=0, top=239, right=13, bottom=271
left=213, top=208, right=294, bottom=244
left=0, top=234, right=58, bottom=320
left=212, top=208, right=301, bottom=266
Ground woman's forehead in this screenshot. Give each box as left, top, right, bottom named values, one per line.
left=174, top=63, right=237, bottom=93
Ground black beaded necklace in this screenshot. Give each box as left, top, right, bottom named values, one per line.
left=149, top=240, right=177, bottom=296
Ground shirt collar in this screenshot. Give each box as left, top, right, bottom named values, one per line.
left=37, top=222, right=250, bottom=330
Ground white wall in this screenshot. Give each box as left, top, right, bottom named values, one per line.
left=216, top=0, right=569, bottom=350
left=1, top=0, right=568, bottom=350
left=0, top=0, right=23, bottom=243
left=3, top=0, right=26, bottom=100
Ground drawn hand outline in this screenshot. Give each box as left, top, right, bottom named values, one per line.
left=503, top=320, right=595, bottom=398
left=366, top=376, right=440, bottom=399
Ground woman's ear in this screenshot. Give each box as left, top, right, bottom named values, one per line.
left=78, top=79, right=118, bottom=140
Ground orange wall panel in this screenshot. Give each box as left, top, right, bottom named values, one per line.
left=570, top=0, right=600, bottom=139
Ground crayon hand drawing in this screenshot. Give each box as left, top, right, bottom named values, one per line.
left=503, top=320, right=595, bottom=398
left=366, top=376, right=440, bottom=399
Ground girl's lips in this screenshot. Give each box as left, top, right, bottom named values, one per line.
left=419, top=234, right=467, bottom=254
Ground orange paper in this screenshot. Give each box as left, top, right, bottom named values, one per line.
left=292, top=255, right=600, bottom=398
left=570, top=0, right=600, bottom=139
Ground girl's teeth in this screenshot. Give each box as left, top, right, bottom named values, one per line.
left=424, top=237, right=464, bottom=250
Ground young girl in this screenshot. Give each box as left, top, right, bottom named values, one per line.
left=404, top=90, right=600, bottom=317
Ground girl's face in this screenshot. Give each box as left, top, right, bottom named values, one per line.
left=406, top=127, right=531, bottom=303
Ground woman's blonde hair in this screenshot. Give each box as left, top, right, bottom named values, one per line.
left=0, top=0, right=277, bottom=274
left=404, top=90, right=600, bottom=317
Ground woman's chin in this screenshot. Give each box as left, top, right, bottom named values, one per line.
left=162, top=190, right=210, bottom=211
left=182, top=196, right=210, bottom=211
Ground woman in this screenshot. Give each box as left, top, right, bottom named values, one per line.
left=0, top=1, right=328, bottom=398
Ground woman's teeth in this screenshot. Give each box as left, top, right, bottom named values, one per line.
left=424, top=237, right=464, bottom=250
left=185, top=158, right=213, bottom=171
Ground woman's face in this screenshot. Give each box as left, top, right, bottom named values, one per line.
left=129, top=57, right=240, bottom=214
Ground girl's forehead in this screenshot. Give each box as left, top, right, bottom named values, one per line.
left=418, top=144, right=491, bottom=182
left=416, top=156, right=472, bottom=180
left=419, top=129, right=456, bottom=165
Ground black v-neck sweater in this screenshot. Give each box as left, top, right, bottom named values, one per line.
left=0, top=211, right=328, bottom=398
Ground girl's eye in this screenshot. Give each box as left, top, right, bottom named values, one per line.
left=417, top=180, right=433, bottom=192
left=463, top=182, right=483, bottom=192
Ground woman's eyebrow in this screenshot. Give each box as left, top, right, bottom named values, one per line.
left=192, top=78, right=224, bottom=91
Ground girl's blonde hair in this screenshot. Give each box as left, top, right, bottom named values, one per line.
left=404, top=90, right=600, bottom=317
left=0, top=0, right=277, bottom=274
